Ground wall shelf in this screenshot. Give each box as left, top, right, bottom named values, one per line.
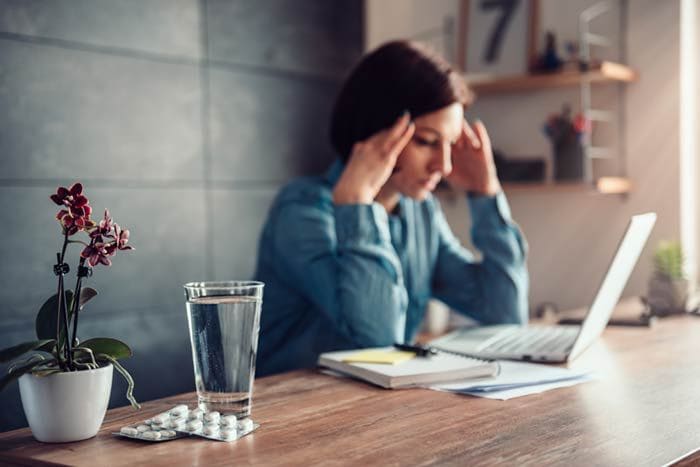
left=466, top=61, right=637, bottom=95
left=502, top=176, right=631, bottom=195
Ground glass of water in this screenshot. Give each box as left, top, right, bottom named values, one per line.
left=183, top=281, right=264, bottom=418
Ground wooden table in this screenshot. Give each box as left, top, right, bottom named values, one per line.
left=2, top=314, right=700, bottom=466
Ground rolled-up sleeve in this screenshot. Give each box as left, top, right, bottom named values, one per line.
left=431, top=192, right=529, bottom=324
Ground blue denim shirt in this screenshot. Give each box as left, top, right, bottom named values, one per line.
left=254, top=161, right=528, bottom=376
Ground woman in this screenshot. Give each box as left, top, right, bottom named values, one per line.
left=254, top=41, right=528, bottom=376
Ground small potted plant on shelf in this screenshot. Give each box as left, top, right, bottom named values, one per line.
left=0, top=183, right=140, bottom=443
left=647, top=240, right=688, bottom=316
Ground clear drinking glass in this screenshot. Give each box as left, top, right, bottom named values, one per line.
left=183, top=281, right=264, bottom=418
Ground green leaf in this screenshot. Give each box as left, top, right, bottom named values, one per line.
left=79, top=287, right=98, bottom=307
left=35, top=288, right=98, bottom=343
left=35, top=290, right=75, bottom=341
left=80, top=338, right=132, bottom=360
left=36, top=340, right=57, bottom=353
left=0, top=340, right=55, bottom=363
left=0, top=358, right=46, bottom=391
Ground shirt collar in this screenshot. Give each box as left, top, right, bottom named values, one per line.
left=324, top=159, right=345, bottom=185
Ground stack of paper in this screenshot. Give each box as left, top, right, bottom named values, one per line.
left=429, top=361, right=595, bottom=400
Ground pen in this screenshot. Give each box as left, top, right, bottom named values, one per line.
left=393, top=343, right=439, bottom=357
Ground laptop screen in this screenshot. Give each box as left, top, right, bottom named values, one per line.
left=569, top=213, right=657, bottom=360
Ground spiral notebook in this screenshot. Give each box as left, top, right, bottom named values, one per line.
left=318, top=347, right=499, bottom=389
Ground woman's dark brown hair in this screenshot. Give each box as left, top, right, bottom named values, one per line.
left=330, top=40, right=472, bottom=162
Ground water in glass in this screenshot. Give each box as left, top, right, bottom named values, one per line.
left=186, top=295, right=261, bottom=417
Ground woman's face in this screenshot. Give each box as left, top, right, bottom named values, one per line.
left=388, top=102, right=464, bottom=200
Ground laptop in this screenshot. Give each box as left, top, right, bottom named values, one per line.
left=429, top=212, right=657, bottom=363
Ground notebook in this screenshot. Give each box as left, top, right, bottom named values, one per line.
left=317, top=347, right=499, bottom=389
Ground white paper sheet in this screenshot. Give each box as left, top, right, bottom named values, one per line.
left=428, top=360, right=596, bottom=400
left=456, top=375, right=596, bottom=400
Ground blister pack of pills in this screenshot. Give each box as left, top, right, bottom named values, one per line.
left=115, top=404, right=259, bottom=443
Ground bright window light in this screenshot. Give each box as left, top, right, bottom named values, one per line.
left=680, top=0, right=698, bottom=289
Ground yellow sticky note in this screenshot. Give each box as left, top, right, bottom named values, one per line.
left=342, top=350, right=416, bottom=365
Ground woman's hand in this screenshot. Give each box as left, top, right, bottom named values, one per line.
left=447, top=119, right=502, bottom=196
left=333, top=113, right=415, bottom=205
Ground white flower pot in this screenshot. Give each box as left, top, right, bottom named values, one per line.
left=19, top=363, right=113, bottom=443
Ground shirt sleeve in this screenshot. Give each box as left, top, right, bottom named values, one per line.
left=270, top=194, right=409, bottom=347
left=431, top=192, right=529, bottom=324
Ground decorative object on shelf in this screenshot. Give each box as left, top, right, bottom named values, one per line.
left=543, top=104, right=589, bottom=181
left=646, top=241, right=688, bottom=317
left=532, top=30, right=563, bottom=73
left=457, top=0, right=539, bottom=76
left=563, top=40, right=580, bottom=71
left=0, top=183, right=139, bottom=443
left=493, top=149, right=545, bottom=182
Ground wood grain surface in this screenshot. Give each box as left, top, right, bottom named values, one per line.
left=1, top=315, right=700, bottom=466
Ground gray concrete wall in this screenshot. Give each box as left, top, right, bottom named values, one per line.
left=0, top=0, right=362, bottom=431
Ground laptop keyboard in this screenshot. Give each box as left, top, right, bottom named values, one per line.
left=478, top=326, right=580, bottom=355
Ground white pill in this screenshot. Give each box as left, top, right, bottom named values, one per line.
left=169, top=416, right=187, bottom=428
left=188, top=408, right=204, bottom=420
left=186, top=419, right=203, bottom=432
left=220, top=429, right=236, bottom=440
left=120, top=426, right=139, bottom=436
left=136, top=424, right=150, bottom=433
left=220, top=415, right=237, bottom=428
left=144, top=418, right=154, bottom=425
left=142, top=430, right=162, bottom=440
left=203, top=424, right=220, bottom=436
left=204, top=411, right=220, bottom=423
left=237, top=418, right=254, bottom=432
left=153, top=413, right=170, bottom=425
left=170, top=404, right=189, bottom=417
left=161, top=430, right=177, bottom=438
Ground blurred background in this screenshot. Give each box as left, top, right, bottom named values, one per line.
left=1, top=0, right=697, bottom=431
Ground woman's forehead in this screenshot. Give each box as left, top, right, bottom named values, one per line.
left=414, top=103, right=463, bottom=140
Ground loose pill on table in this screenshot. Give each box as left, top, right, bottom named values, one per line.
left=120, top=427, right=139, bottom=436
left=220, top=415, right=237, bottom=428
left=170, top=405, right=189, bottom=417
left=186, top=419, right=203, bottom=432
left=204, top=411, right=220, bottom=423
left=136, top=424, right=150, bottom=433
left=238, top=418, right=254, bottom=432
left=142, top=431, right=162, bottom=440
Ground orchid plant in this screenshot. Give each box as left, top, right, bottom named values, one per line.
left=0, top=183, right=140, bottom=408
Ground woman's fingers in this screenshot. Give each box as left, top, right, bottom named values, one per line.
left=386, top=111, right=411, bottom=141
left=462, top=120, right=481, bottom=150
left=380, top=112, right=412, bottom=152
left=389, top=119, right=415, bottom=157
left=472, top=120, right=490, bottom=151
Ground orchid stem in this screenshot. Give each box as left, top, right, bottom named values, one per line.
left=56, top=232, right=74, bottom=370
left=54, top=253, right=66, bottom=371
left=71, top=257, right=89, bottom=347
left=71, top=276, right=82, bottom=348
